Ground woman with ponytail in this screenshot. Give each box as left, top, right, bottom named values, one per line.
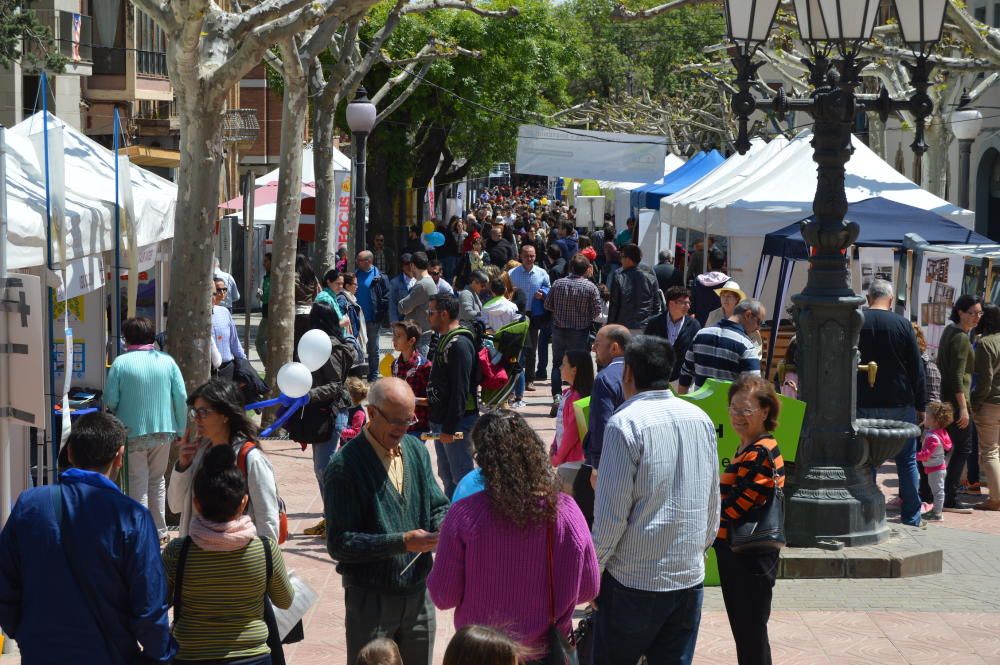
left=163, top=445, right=294, bottom=664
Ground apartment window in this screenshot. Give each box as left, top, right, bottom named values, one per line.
left=975, top=5, right=987, bottom=22
left=994, top=3, right=1000, bottom=27
left=136, top=9, right=167, bottom=77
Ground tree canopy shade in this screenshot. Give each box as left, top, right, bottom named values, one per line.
left=0, top=0, right=66, bottom=72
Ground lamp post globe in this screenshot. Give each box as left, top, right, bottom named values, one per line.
left=816, top=0, right=880, bottom=44
left=724, top=0, right=781, bottom=53
left=346, top=87, right=376, bottom=270
left=792, top=0, right=829, bottom=41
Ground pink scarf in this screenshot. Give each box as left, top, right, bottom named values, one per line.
left=189, top=514, right=257, bottom=551
left=126, top=343, right=157, bottom=351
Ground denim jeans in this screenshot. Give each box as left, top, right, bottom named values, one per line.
left=857, top=405, right=921, bottom=526
left=430, top=413, right=478, bottom=499
left=536, top=319, right=552, bottom=380
left=550, top=327, right=592, bottom=399
left=314, top=410, right=350, bottom=499
left=945, top=410, right=977, bottom=505
left=365, top=320, right=381, bottom=381
left=593, top=571, right=703, bottom=665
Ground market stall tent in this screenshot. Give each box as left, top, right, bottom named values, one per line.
left=597, top=153, right=686, bottom=225
left=630, top=150, right=726, bottom=212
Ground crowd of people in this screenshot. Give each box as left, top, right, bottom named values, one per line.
left=1, top=182, right=996, bottom=665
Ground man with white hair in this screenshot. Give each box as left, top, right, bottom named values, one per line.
left=653, top=249, right=683, bottom=293
left=324, top=377, right=449, bottom=665
left=857, top=278, right=927, bottom=525
left=678, top=299, right=764, bottom=394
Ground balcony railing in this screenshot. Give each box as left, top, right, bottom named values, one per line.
left=24, top=10, right=93, bottom=68
left=136, top=50, right=167, bottom=78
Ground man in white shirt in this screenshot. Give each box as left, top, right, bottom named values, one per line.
left=592, top=334, right=720, bottom=665
left=428, top=259, right=454, bottom=295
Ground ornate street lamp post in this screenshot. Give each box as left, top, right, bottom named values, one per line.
left=346, top=87, right=377, bottom=271
left=723, top=0, right=946, bottom=546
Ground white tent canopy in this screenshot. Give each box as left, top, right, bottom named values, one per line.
left=599, top=153, right=686, bottom=227
left=255, top=143, right=352, bottom=187
left=2, top=112, right=177, bottom=269
left=668, top=130, right=973, bottom=235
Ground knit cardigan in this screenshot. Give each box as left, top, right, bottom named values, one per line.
left=324, top=433, right=450, bottom=594
left=427, top=492, right=600, bottom=656
left=104, top=349, right=187, bottom=439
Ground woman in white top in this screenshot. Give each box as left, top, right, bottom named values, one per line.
left=168, top=378, right=281, bottom=541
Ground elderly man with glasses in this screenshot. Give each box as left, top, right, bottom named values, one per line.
left=324, top=377, right=449, bottom=665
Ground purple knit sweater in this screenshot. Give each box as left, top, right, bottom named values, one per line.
left=427, top=491, right=600, bottom=657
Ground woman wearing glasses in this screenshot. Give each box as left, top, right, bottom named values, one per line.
left=211, top=277, right=246, bottom=380
left=715, top=375, right=786, bottom=665
left=168, top=378, right=281, bottom=543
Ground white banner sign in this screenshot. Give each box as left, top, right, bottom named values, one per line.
left=61, top=254, right=105, bottom=301
left=516, top=125, right=667, bottom=183
left=856, top=247, right=895, bottom=293
left=336, top=174, right=352, bottom=249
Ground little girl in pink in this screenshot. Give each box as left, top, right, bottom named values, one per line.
left=917, top=402, right=954, bottom=521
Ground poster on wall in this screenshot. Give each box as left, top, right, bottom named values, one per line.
left=856, top=248, right=895, bottom=293
left=51, top=286, right=105, bottom=389
left=917, top=251, right=965, bottom=349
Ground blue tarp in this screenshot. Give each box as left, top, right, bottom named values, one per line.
left=762, top=198, right=991, bottom=261
left=630, top=149, right=726, bottom=211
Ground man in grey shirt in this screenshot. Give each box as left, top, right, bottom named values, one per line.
left=592, top=334, right=719, bottom=665
left=458, top=270, right=489, bottom=327
left=398, top=251, right=438, bottom=356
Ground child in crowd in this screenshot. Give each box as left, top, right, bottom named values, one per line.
left=340, top=377, right=369, bottom=445
left=551, top=350, right=594, bottom=467
left=356, top=637, right=402, bottom=665
left=917, top=401, right=955, bottom=521
left=443, top=625, right=520, bottom=665
left=481, top=277, right=520, bottom=333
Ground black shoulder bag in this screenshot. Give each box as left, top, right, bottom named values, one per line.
left=727, top=443, right=786, bottom=554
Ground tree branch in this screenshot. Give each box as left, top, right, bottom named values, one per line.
left=374, top=61, right=434, bottom=126
left=130, top=0, right=179, bottom=33
left=230, top=0, right=318, bottom=41
left=611, top=0, right=714, bottom=22
left=401, top=0, right=519, bottom=18
left=316, top=16, right=363, bottom=110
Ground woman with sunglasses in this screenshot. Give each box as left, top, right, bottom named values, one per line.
left=168, top=378, right=281, bottom=543
left=211, top=277, right=246, bottom=380
left=715, top=375, right=785, bottom=665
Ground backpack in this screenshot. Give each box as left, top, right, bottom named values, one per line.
left=237, top=442, right=289, bottom=544
left=435, top=326, right=487, bottom=411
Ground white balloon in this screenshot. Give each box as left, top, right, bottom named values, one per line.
left=297, top=328, right=333, bottom=372
left=276, top=362, right=313, bottom=399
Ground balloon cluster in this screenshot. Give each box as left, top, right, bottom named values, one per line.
left=245, top=329, right=332, bottom=436
left=421, top=220, right=445, bottom=248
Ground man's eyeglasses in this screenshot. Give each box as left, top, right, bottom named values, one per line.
left=429, top=271, right=441, bottom=277
left=371, top=404, right=418, bottom=428
left=427, top=309, right=439, bottom=316
left=189, top=407, right=216, bottom=420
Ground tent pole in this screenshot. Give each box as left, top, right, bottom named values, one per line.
left=986, top=258, right=995, bottom=305
left=112, top=109, right=122, bottom=362
left=0, top=127, right=11, bottom=533
left=242, top=172, right=255, bottom=354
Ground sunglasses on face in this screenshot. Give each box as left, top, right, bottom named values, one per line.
left=189, top=407, right=216, bottom=420
left=214, top=288, right=228, bottom=294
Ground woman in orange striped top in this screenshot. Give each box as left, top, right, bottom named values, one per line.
left=715, top=375, right=785, bottom=665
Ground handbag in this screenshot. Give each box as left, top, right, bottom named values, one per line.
left=544, top=521, right=579, bottom=665
left=726, top=443, right=786, bottom=554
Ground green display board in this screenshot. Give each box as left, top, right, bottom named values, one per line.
left=678, top=378, right=806, bottom=585
left=572, top=396, right=591, bottom=441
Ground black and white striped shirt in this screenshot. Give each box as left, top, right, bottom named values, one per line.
left=679, top=319, right=761, bottom=389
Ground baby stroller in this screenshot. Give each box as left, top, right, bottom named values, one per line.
left=481, top=317, right=530, bottom=410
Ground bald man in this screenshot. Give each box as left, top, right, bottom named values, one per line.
left=324, top=377, right=450, bottom=665
left=575, top=325, right=631, bottom=526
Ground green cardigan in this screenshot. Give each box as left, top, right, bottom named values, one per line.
left=973, top=333, right=1000, bottom=409
left=937, top=323, right=974, bottom=407
left=324, top=433, right=449, bottom=595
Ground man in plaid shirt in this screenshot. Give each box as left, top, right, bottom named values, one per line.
left=545, top=254, right=602, bottom=415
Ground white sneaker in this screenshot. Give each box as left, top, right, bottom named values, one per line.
left=510, top=399, right=527, bottom=409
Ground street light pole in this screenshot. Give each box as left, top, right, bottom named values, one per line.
left=950, top=91, right=983, bottom=210
left=724, top=0, right=945, bottom=546
left=346, top=87, right=377, bottom=271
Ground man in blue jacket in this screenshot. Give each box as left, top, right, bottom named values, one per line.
left=0, top=413, right=176, bottom=664
left=357, top=250, right=390, bottom=382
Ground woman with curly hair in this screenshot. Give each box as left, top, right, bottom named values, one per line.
left=427, top=411, right=600, bottom=662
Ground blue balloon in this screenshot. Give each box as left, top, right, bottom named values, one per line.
left=427, top=231, right=446, bottom=248
left=452, top=468, right=485, bottom=503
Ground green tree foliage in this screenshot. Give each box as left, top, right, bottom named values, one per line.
left=0, top=0, right=66, bottom=72
left=557, top=0, right=726, bottom=100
